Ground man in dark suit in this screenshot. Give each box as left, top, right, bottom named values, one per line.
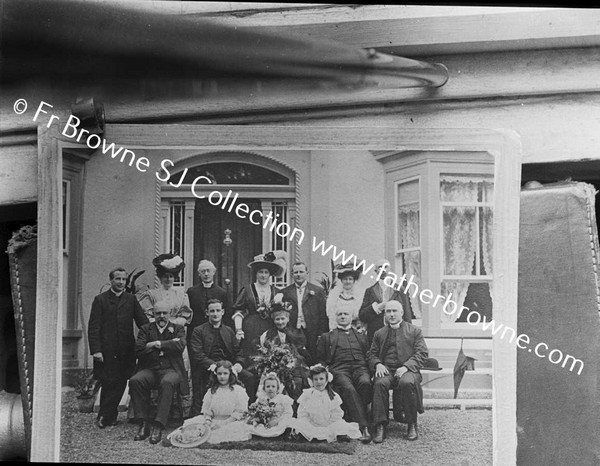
left=88, top=267, right=149, bottom=429
left=190, top=298, right=257, bottom=406
left=186, top=260, right=228, bottom=415
left=281, top=262, right=327, bottom=362
left=129, top=302, right=188, bottom=444
left=316, top=307, right=373, bottom=443
left=359, top=260, right=414, bottom=346
left=368, top=300, right=428, bottom=443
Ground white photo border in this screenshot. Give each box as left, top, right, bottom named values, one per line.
left=35, top=125, right=521, bottom=463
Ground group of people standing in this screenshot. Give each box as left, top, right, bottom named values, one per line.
left=87, top=250, right=428, bottom=447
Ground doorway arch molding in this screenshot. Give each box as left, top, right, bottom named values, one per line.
left=153, top=149, right=302, bottom=267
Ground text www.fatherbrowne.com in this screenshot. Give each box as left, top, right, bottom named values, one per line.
left=311, top=239, right=585, bottom=376
left=21, top=99, right=584, bottom=376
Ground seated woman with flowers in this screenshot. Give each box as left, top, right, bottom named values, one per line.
left=256, top=294, right=310, bottom=402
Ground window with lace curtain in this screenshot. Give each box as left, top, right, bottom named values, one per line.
left=396, top=177, right=422, bottom=319
left=439, top=174, right=494, bottom=323
left=388, top=152, right=495, bottom=335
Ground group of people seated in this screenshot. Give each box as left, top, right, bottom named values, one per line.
left=87, top=250, right=428, bottom=447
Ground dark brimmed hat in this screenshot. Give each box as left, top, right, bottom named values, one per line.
left=333, top=261, right=362, bottom=281
left=153, top=253, right=185, bottom=277
left=422, top=357, right=443, bottom=371
left=269, top=293, right=292, bottom=317
left=248, top=250, right=287, bottom=278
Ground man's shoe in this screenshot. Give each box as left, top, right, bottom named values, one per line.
left=373, top=424, right=385, bottom=444
left=407, top=423, right=418, bottom=441
left=149, top=425, right=163, bottom=445
left=95, top=416, right=107, bottom=429
left=134, top=421, right=151, bottom=441
left=360, top=426, right=372, bottom=444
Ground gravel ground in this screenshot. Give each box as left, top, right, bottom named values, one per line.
left=60, top=391, right=492, bottom=465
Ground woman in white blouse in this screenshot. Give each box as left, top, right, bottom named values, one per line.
left=326, top=263, right=366, bottom=331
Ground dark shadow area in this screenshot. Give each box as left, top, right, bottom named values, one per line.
left=0, top=202, right=37, bottom=394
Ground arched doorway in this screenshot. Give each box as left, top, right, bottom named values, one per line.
left=159, top=152, right=298, bottom=305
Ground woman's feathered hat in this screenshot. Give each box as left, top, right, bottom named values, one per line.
left=247, top=250, right=287, bottom=278
left=153, top=253, right=185, bottom=277
left=333, top=261, right=362, bottom=281
left=269, top=293, right=293, bottom=317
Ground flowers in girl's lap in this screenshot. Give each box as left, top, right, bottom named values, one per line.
left=252, top=341, right=297, bottom=386
left=245, top=399, right=279, bottom=427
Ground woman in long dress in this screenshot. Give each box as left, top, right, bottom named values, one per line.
left=326, top=262, right=366, bottom=331
left=232, top=250, right=287, bottom=357
left=138, top=253, right=192, bottom=326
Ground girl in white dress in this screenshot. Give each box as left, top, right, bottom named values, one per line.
left=168, top=360, right=251, bottom=445
left=294, top=364, right=362, bottom=443
left=249, top=372, right=296, bottom=438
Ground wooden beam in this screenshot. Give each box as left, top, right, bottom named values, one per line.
left=31, top=126, right=62, bottom=462
left=188, top=7, right=600, bottom=55
left=2, top=46, right=598, bottom=136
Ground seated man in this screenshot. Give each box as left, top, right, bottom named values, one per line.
left=368, top=300, right=428, bottom=443
left=316, top=307, right=373, bottom=443
left=129, top=301, right=188, bottom=444
left=259, top=298, right=310, bottom=402
left=190, top=298, right=257, bottom=405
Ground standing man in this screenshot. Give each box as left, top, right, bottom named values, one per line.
left=189, top=298, right=256, bottom=408
left=316, top=307, right=373, bottom=443
left=129, top=302, right=188, bottom=444
left=369, top=300, right=428, bottom=443
left=186, top=259, right=228, bottom=415
left=88, top=267, right=149, bottom=428
left=359, top=260, right=414, bottom=346
left=281, top=262, right=327, bottom=362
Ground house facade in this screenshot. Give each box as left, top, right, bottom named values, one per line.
left=1, top=3, right=599, bottom=463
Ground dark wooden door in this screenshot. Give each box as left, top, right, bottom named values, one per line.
left=193, top=198, right=263, bottom=305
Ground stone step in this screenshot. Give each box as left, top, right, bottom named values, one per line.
left=423, top=398, right=493, bottom=410
left=423, top=388, right=492, bottom=399
left=422, top=367, right=492, bottom=390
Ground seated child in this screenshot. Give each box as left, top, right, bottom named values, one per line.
left=294, top=364, right=362, bottom=443
left=168, top=360, right=251, bottom=446
left=248, top=372, right=296, bottom=438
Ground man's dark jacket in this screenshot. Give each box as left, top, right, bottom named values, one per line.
left=88, top=289, right=149, bottom=378
left=367, top=322, right=428, bottom=374
left=316, top=327, right=371, bottom=368
left=187, top=283, right=229, bottom=338
left=281, top=282, right=327, bottom=359
left=358, top=283, right=414, bottom=345
left=190, top=322, right=246, bottom=370
left=135, top=321, right=189, bottom=395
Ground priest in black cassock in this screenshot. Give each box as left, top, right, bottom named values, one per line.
left=368, top=300, right=428, bottom=443
left=316, top=306, right=373, bottom=443
left=186, top=260, right=228, bottom=415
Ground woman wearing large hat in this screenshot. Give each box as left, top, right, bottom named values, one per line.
left=326, top=261, right=366, bottom=331
left=231, top=251, right=287, bottom=359
left=139, top=253, right=192, bottom=326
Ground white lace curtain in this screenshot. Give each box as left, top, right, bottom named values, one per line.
left=398, top=204, right=421, bottom=318
left=440, top=175, right=494, bottom=323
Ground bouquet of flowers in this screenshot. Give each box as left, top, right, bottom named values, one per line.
left=245, top=398, right=279, bottom=427
left=251, top=340, right=297, bottom=388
